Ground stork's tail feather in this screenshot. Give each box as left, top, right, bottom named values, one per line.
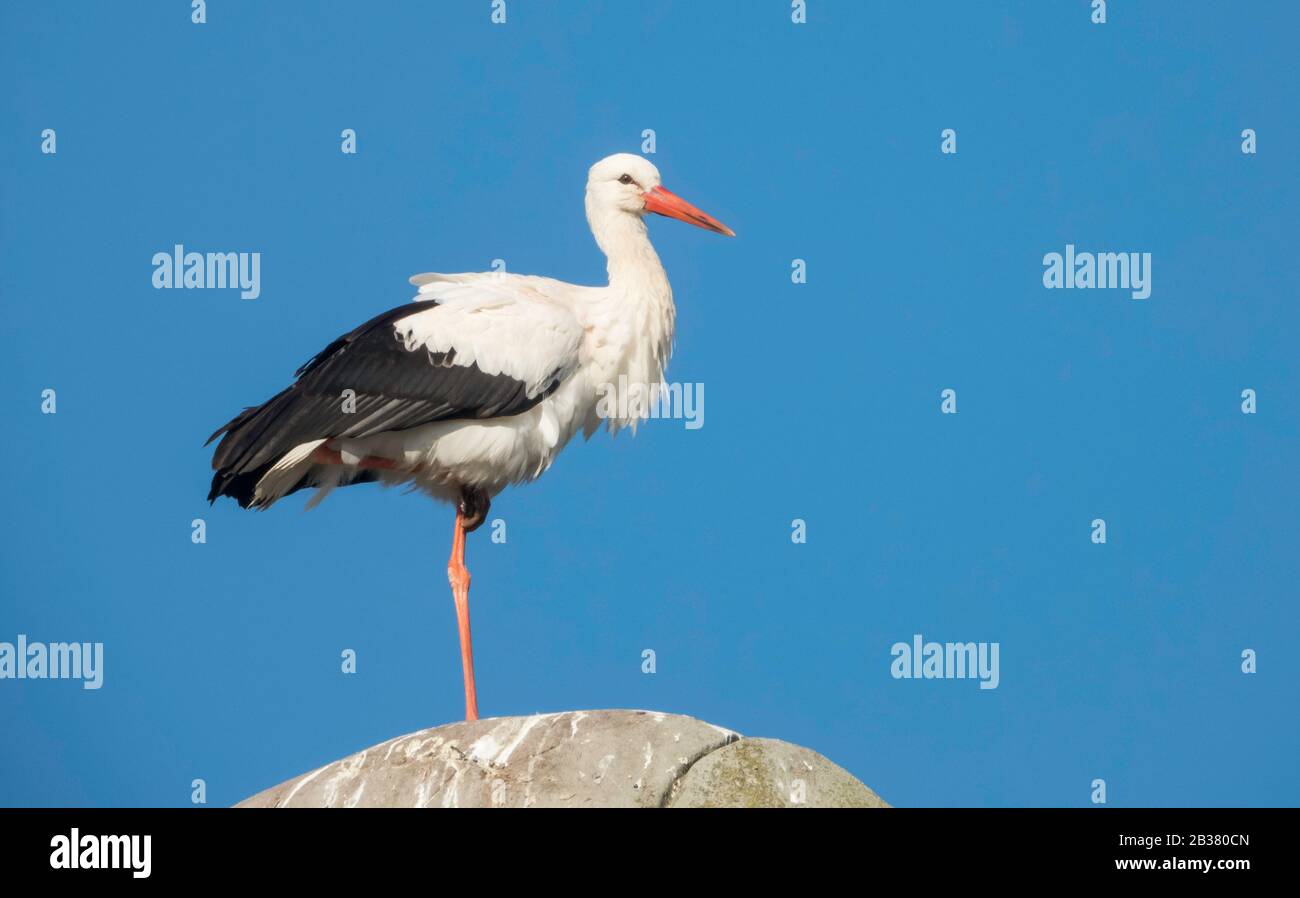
left=206, top=468, right=267, bottom=508
left=206, top=396, right=307, bottom=509
left=207, top=462, right=380, bottom=509
left=207, top=401, right=382, bottom=509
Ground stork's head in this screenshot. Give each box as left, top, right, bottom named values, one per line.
left=585, top=153, right=734, bottom=237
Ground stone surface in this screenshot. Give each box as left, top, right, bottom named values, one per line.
left=236, top=709, right=888, bottom=808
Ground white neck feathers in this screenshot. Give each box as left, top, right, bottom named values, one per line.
left=581, top=200, right=677, bottom=434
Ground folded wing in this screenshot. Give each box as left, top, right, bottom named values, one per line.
left=207, top=284, right=583, bottom=507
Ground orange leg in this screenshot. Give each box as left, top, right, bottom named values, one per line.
left=448, top=508, right=478, bottom=721
left=310, top=444, right=476, bottom=719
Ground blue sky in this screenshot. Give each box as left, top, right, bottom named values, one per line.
left=2, top=1, right=1297, bottom=808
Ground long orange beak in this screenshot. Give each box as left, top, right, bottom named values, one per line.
left=643, top=186, right=735, bottom=237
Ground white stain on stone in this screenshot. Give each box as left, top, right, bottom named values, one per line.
left=440, top=757, right=473, bottom=809
left=468, top=733, right=503, bottom=766
left=322, top=750, right=368, bottom=807
left=706, top=723, right=740, bottom=741
left=370, top=733, right=404, bottom=762
left=440, top=777, right=460, bottom=808
left=277, top=763, right=327, bottom=808
left=496, top=715, right=542, bottom=767
left=398, top=736, right=444, bottom=763
left=524, top=753, right=544, bottom=808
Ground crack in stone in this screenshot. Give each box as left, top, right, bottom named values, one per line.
left=657, top=733, right=741, bottom=808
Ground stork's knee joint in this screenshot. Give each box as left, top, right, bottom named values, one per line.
left=447, top=563, right=471, bottom=591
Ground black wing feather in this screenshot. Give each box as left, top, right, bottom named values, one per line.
left=207, top=299, right=564, bottom=507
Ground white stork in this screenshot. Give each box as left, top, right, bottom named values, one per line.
left=206, top=153, right=733, bottom=721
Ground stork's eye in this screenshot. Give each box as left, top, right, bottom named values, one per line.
left=618, top=174, right=634, bottom=185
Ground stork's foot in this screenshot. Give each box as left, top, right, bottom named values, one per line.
left=458, top=487, right=491, bottom=533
